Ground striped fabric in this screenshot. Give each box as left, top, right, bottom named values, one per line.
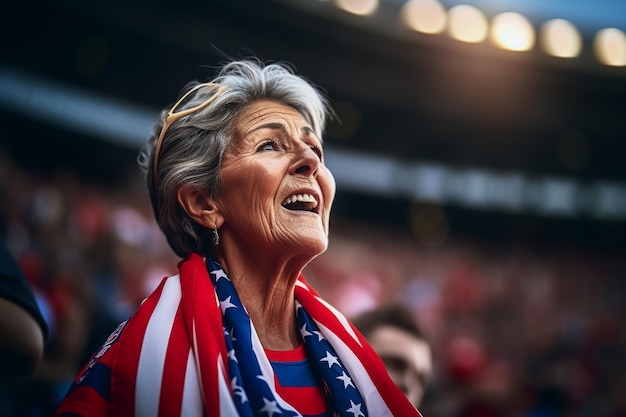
left=55, top=253, right=422, bottom=417
left=266, top=344, right=331, bottom=417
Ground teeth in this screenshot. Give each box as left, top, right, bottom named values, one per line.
left=282, top=193, right=318, bottom=207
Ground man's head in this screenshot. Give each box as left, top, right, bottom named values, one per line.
left=353, top=304, right=432, bottom=407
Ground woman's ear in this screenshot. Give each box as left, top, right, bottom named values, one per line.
left=177, top=185, right=224, bottom=229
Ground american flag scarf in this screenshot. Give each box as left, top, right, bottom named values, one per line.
left=109, top=253, right=422, bottom=417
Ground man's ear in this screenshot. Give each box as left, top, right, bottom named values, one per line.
left=177, top=185, right=224, bottom=229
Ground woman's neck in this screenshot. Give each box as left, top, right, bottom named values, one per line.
left=214, top=249, right=305, bottom=351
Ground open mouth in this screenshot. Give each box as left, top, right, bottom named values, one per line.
left=281, top=193, right=319, bottom=213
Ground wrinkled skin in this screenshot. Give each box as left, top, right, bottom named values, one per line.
left=217, top=99, right=335, bottom=263
left=178, top=99, right=336, bottom=350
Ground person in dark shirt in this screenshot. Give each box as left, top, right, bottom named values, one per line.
left=0, top=238, right=48, bottom=376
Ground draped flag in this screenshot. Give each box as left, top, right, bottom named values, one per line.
left=55, top=253, right=422, bottom=417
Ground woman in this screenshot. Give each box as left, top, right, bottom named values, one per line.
left=55, top=58, right=422, bottom=417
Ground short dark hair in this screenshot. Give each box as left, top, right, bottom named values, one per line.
left=352, top=304, right=427, bottom=342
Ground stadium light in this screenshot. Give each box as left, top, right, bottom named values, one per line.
left=540, top=19, right=582, bottom=58
left=594, top=28, right=626, bottom=66
left=335, top=0, right=379, bottom=16
left=400, top=0, right=447, bottom=35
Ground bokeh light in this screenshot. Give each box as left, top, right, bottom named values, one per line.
left=400, top=0, right=447, bottom=35
left=447, top=4, right=489, bottom=43
left=593, top=28, right=626, bottom=66
left=540, top=19, right=582, bottom=58
left=335, top=0, right=379, bottom=16
left=491, top=12, right=535, bottom=51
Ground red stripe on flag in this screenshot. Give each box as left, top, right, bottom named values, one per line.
left=112, top=277, right=167, bottom=417
left=158, top=302, right=190, bottom=416
left=180, top=254, right=229, bottom=416
left=295, top=276, right=423, bottom=417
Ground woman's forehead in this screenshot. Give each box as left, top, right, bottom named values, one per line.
left=234, top=100, right=310, bottom=134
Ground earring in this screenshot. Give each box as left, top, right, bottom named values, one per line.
left=212, top=227, right=220, bottom=246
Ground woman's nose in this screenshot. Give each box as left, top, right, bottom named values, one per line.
left=290, top=144, right=320, bottom=176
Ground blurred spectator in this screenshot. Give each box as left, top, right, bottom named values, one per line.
left=0, top=237, right=48, bottom=376
left=352, top=304, right=433, bottom=408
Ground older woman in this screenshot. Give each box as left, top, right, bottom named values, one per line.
left=55, top=58, right=421, bottom=417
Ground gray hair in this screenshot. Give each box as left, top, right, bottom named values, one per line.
left=137, top=58, right=332, bottom=258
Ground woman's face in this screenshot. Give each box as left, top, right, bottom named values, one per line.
left=217, top=99, right=336, bottom=257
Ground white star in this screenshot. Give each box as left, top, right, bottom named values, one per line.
left=220, top=296, right=237, bottom=313
left=212, top=268, right=229, bottom=281
left=336, top=371, right=355, bottom=389
left=300, top=323, right=313, bottom=338
left=228, top=349, right=238, bottom=362
left=259, top=397, right=282, bottom=417
left=346, top=400, right=364, bottom=417
left=320, top=351, right=341, bottom=369
left=313, top=330, right=325, bottom=341
left=231, top=377, right=248, bottom=404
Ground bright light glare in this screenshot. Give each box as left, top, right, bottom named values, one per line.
left=540, top=19, right=582, bottom=58
left=447, top=5, right=488, bottom=43
left=335, top=0, right=379, bottom=16
left=594, top=28, right=626, bottom=66
left=400, top=0, right=447, bottom=34
left=491, top=12, right=535, bottom=51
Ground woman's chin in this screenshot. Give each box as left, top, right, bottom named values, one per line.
left=283, top=235, right=329, bottom=260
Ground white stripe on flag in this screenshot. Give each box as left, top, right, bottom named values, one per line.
left=136, top=275, right=182, bottom=417
left=316, top=294, right=363, bottom=346
left=250, top=320, right=276, bottom=391
left=315, top=320, right=393, bottom=417
left=218, top=354, right=240, bottom=416
left=182, top=348, right=204, bottom=417
left=250, top=318, right=300, bottom=414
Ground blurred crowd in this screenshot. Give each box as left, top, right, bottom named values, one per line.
left=309, top=222, right=626, bottom=417
left=1, top=150, right=625, bottom=417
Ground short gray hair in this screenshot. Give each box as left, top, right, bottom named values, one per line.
left=138, top=58, right=332, bottom=258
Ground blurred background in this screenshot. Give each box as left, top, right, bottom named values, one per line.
left=1, top=0, right=625, bottom=416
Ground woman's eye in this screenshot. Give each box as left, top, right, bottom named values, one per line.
left=257, top=140, right=277, bottom=152
left=311, top=145, right=323, bottom=159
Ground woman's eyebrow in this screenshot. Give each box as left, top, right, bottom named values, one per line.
left=302, top=126, right=319, bottom=140
left=248, top=123, right=319, bottom=141
left=248, top=122, right=285, bottom=134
